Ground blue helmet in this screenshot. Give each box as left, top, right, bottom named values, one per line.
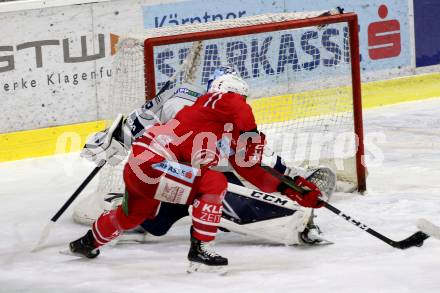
left=206, top=66, right=237, bottom=91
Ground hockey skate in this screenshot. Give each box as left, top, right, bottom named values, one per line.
left=187, top=235, right=228, bottom=275
left=299, top=216, right=333, bottom=246
left=61, top=230, right=100, bottom=258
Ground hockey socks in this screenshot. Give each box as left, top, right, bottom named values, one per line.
left=191, top=198, right=222, bottom=242
left=189, top=198, right=227, bottom=274
left=92, top=209, right=123, bottom=247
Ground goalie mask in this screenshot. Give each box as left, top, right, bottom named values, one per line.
left=208, top=74, right=249, bottom=97
left=206, top=66, right=237, bottom=90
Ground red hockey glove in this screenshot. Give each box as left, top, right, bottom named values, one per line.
left=279, top=176, right=325, bottom=209
left=237, top=131, right=266, bottom=167
left=243, top=132, right=266, bottom=165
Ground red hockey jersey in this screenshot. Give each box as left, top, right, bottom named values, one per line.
left=135, top=91, right=281, bottom=193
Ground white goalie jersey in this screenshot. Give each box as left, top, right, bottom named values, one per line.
left=122, top=83, right=205, bottom=146
left=80, top=83, right=205, bottom=166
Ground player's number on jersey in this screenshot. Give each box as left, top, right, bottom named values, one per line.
left=203, top=94, right=222, bottom=109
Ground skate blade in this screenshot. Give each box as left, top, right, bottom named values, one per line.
left=309, top=239, right=334, bottom=246
left=303, top=238, right=334, bottom=246
left=59, top=249, right=78, bottom=257
left=59, top=249, right=97, bottom=259
left=293, top=240, right=334, bottom=247
left=187, top=261, right=228, bottom=275
left=296, top=235, right=334, bottom=246
left=309, top=235, right=334, bottom=245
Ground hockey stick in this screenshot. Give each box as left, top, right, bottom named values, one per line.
left=32, top=161, right=106, bottom=252
left=417, top=218, right=440, bottom=240
left=260, top=165, right=430, bottom=249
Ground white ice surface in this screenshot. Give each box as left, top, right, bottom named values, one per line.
left=1, top=98, right=440, bottom=293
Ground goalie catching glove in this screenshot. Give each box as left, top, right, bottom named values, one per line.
left=81, top=114, right=129, bottom=166
left=278, top=176, right=326, bottom=209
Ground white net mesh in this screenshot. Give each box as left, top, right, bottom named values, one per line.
left=147, top=17, right=357, bottom=182
left=73, top=11, right=362, bottom=225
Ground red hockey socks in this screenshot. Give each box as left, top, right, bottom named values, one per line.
left=92, top=209, right=122, bottom=247
left=191, top=198, right=223, bottom=242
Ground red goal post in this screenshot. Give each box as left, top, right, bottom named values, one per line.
left=143, top=12, right=366, bottom=192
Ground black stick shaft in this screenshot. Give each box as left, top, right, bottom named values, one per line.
left=322, top=201, right=396, bottom=247
left=51, top=163, right=105, bottom=222
left=260, top=165, right=427, bottom=249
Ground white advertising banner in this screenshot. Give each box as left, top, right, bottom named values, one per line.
left=0, top=0, right=413, bottom=133
left=143, top=0, right=411, bottom=76
left=0, top=0, right=149, bottom=132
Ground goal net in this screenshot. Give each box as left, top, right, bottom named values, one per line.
left=73, top=10, right=366, bottom=225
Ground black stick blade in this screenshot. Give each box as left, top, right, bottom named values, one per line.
left=394, top=231, right=430, bottom=249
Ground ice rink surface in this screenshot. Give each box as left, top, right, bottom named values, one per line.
left=1, top=98, right=440, bottom=293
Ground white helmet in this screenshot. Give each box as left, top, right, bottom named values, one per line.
left=208, top=74, right=249, bottom=97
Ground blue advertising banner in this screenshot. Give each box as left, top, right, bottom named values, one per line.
left=414, top=0, right=440, bottom=67
left=150, top=22, right=352, bottom=91
left=284, top=0, right=410, bottom=73
left=143, top=0, right=282, bottom=29
left=142, top=0, right=411, bottom=75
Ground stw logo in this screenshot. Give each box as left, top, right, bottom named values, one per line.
left=368, top=4, right=401, bottom=60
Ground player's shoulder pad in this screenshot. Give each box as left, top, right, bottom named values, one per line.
left=173, top=83, right=206, bottom=102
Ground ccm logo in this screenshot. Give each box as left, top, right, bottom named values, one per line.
left=250, top=191, right=288, bottom=206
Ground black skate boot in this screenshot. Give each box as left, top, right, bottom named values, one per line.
left=187, top=235, right=228, bottom=274
left=69, top=230, right=100, bottom=258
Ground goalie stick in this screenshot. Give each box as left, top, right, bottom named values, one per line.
left=260, top=165, right=430, bottom=249
left=32, top=161, right=106, bottom=252
left=417, top=218, right=440, bottom=240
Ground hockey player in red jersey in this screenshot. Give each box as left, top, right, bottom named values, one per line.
left=68, top=74, right=324, bottom=273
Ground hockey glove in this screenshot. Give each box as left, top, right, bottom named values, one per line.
left=239, top=131, right=266, bottom=166
left=81, top=114, right=129, bottom=166
left=278, top=176, right=326, bottom=209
